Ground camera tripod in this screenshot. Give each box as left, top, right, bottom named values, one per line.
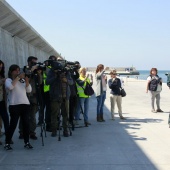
left=34, top=73, right=47, bottom=146
left=57, top=99, right=72, bottom=141
left=53, top=73, right=73, bottom=141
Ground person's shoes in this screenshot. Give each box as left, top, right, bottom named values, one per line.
left=84, top=122, right=91, bottom=126
left=29, top=134, right=38, bottom=140
left=0, top=141, right=2, bottom=145
left=100, top=115, right=105, bottom=122
left=4, top=144, right=13, bottom=151
left=97, top=115, right=102, bottom=122
left=157, top=109, right=164, bottom=112
left=151, top=109, right=157, bottom=113
left=24, top=142, right=33, bottom=149
left=51, top=130, right=57, bottom=137
left=120, top=116, right=126, bottom=120
left=19, top=133, right=24, bottom=139
left=63, top=130, right=69, bottom=137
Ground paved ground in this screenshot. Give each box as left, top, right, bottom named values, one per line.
left=0, top=77, right=170, bottom=170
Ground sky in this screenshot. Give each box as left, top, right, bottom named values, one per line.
left=5, top=0, right=170, bottom=70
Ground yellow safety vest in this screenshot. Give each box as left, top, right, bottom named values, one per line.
left=76, top=75, right=90, bottom=98
left=43, top=72, right=50, bottom=92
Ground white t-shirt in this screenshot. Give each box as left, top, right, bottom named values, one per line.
left=5, top=78, right=32, bottom=105
left=147, top=76, right=162, bottom=92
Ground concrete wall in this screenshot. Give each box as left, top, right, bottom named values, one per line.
left=0, top=27, right=51, bottom=75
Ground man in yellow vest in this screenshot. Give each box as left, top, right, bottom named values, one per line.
left=42, top=55, right=56, bottom=131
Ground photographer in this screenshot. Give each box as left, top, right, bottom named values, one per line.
left=46, top=59, right=73, bottom=137
left=19, top=56, right=40, bottom=140
left=68, top=61, right=81, bottom=126
left=4, top=64, right=33, bottom=150
left=41, top=55, right=57, bottom=132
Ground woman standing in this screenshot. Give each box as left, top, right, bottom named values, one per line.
left=108, top=70, right=125, bottom=120
left=4, top=64, right=33, bottom=150
left=146, top=68, right=163, bottom=113
left=0, top=60, right=9, bottom=145
left=75, top=67, right=93, bottom=126
left=95, top=64, right=108, bottom=122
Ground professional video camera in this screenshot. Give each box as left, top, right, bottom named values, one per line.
left=23, top=62, right=46, bottom=78
left=46, top=59, right=80, bottom=73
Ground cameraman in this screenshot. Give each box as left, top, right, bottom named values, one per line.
left=68, top=61, right=81, bottom=126
left=41, top=55, right=57, bottom=131
left=46, top=59, right=73, bottom=137
left=19, top=56, right=40, bottom=140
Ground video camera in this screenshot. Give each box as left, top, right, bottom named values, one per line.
left=46, top=59, right=80, bottom=73
left=23, top=62, right=46, bottom=78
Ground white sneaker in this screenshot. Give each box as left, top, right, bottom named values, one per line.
left=151, top=109, right=157, bottom=113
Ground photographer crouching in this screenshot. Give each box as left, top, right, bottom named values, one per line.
left=46, top=58, right=73, bottom=137
left=4, top=65, right=33, bottom=150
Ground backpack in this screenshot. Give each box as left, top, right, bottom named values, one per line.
left=166, top=73, right=170, bottom=87
left=80, top=81, right=94, bottom=96
left=84, top=82, right=94, bottom=96
left=149, top=75, right=159, bottom=91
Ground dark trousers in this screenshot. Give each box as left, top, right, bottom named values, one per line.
left=69, top=95, right=77, bottom=123
left=0, top=101, right=9, bottom=133
left=51, top=99, right=69, bottom=131
left=19, top=102, right=37, bottom=135
left=6, top=104, right=30, bottom=144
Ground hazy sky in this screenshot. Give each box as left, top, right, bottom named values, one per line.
left=6, top=0, right=170, bottom=69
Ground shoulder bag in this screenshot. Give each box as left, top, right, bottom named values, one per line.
left=82, top=82, right=94, bottom=96
left=120, top=87, right=126, bottom=97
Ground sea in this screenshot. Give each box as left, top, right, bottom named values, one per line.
left=127, top=70, right=170, bottom=83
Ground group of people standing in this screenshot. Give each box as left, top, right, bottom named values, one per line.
left=1, top=57, right=163, bottom=151
left=0, top=58, right=127, bottom=151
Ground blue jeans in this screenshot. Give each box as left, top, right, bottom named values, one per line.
left=75, top=97, right=89, bottom=122
left=96, top=91, right=106, bottom=115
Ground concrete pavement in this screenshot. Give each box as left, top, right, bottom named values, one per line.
left=0, top=78, right=170, bottom=170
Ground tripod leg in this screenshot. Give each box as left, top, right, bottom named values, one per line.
left=71, top=121, right=75, bottom=131
left=68, top=120, right=72, bottom=136
left=43, top=122, right=47, bottom=137
left=58, top=113, right=61, bottom=141
left=41, top=124, right=44, bottom=146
